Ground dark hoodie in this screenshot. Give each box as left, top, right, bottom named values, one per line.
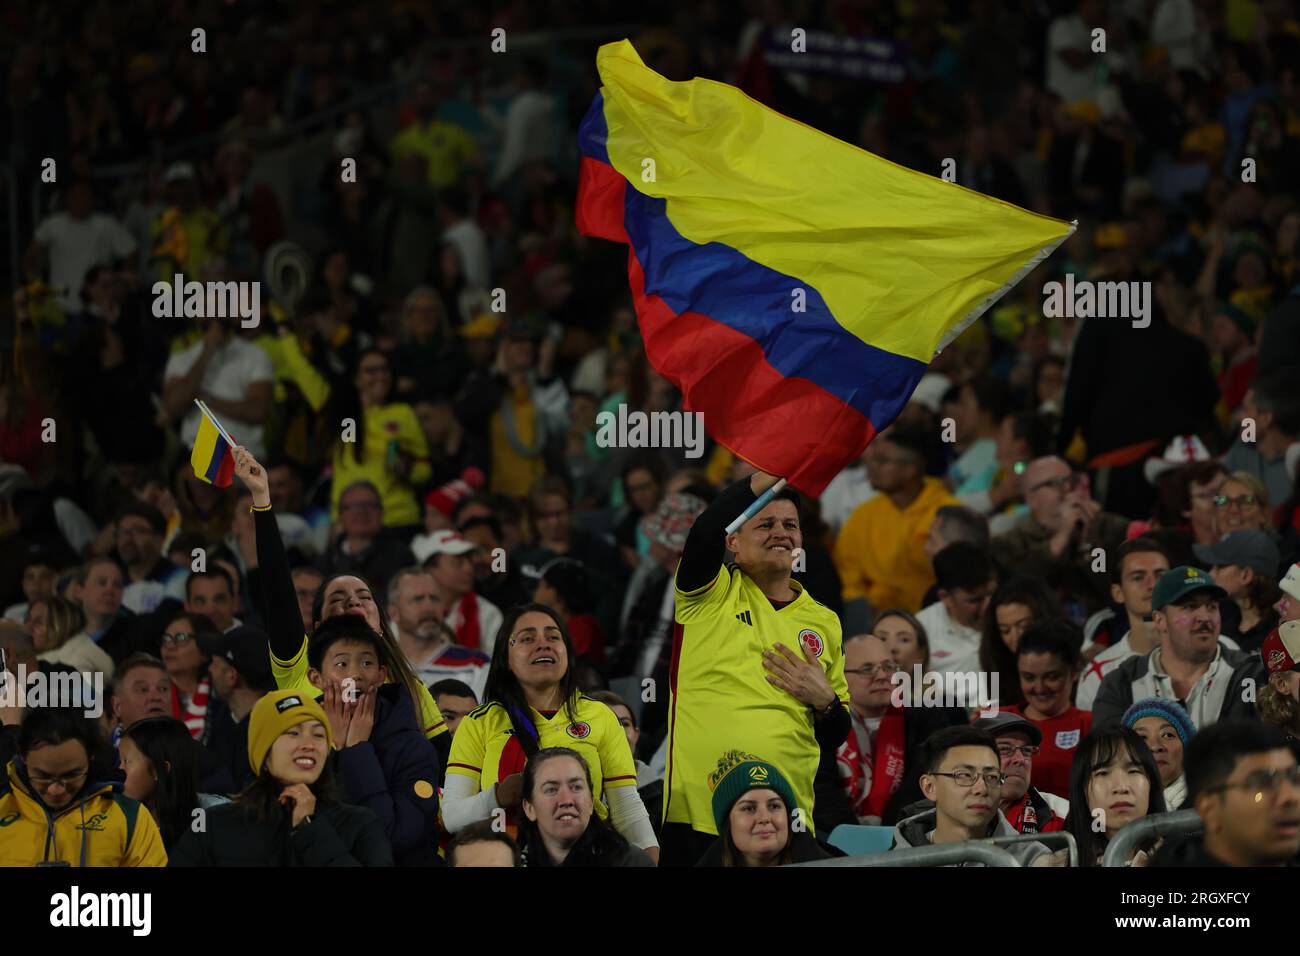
left=331, top=682, right=443, bottom=866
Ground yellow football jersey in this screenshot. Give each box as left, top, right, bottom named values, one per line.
left=272, top=635, right=447, bottom=739
left=446, top=694, right=638, bottom=820
left=664, top=565, right=847, bottom=836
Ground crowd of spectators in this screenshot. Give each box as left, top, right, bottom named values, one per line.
left=1, top=0, right=1299, bottom=869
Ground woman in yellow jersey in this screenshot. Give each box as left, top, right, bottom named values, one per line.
left=231, top=446, right=451, bottom=771
left=329, top=348, right=431, bottom=530
left=442, top=603, right=660, bottom=863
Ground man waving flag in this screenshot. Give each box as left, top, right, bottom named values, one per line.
left=576, top=39, right=1074, bottom=494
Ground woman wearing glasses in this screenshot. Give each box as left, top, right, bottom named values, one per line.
left=441, top=604, right=659, bottom=862
left=1063, top=726, right=1165, bottom=866
left=1211, top=472, right=1273, bottom=538
left=0, top=707, right=167, bottom=866
left=158, top=611, right=219, bottom=741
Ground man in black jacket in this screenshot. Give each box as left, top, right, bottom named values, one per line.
left=1150, top=720, right=1300, bottom=867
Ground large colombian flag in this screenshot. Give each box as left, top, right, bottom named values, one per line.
left=576, top=40, right=1075, bottom=495
left=190, top=407, right=235, bottom=488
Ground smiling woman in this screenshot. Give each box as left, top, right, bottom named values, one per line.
left=168, top=690, right=392, bottom=866
left=441, top=604, right=659, bottom=862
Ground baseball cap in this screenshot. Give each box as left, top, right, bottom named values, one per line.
left=412, top=529, right=478, bottom=565
left=1280, top=562, right=1300, bottom=603
left=1143, top=435, right=1211, bottom=485
left=971, top=711, right=1043, bottom=746
left=1192, top=530, right=1280, bottom=579
left=198, top=625, right=274, bottom=690
left=1261, top=621, right=1300, bottom=675
left=1149, top=566, right=1227, bottom=615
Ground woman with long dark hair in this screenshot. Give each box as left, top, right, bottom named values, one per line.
left=441, top=603, right=658, bottom=862
left=120, top=716, right=228, bottom=853
left=1063, top=726, right=1166, bottom=867
left=979, top=576, right=1062, bottom=707
left=168, top=690, right=391, bottom=866
left=518, top=747, right=652, bottom=867
left=231, top=446, right=451, bottom=768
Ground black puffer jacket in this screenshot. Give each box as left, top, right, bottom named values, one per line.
left=168, top=799, right=393, bottom=866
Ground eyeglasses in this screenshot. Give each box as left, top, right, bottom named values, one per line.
left=1208, top=765, right=1300, bottom=801
left=28, top=768, right=89, bottom=790
left=161, top=632, right=194, bottom=646
left=845, top=661, right=900, bottom=678
left=1027, top=474, right=1076, bottom=495
left=1213, top=494, right=1258, bottom=510
left=509, top=630, right=562, bottom=648
left=996, top=744, right=1040, bottom=760
left=930, top=770, right=1006, bottom=788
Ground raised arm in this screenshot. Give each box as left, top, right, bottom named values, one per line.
left=233, top=445, right=308, bottom=661
left=675, top=471, right=781, bottom=592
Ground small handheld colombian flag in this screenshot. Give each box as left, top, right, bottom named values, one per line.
left=190, top=400, right=236, bottom=488
left=576, top=40, right=1075, bottom=496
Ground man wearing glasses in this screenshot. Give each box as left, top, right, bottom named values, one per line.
left=1151, top=719, right=1300, bottom=867
left=973, top=712, right=1068, bottom=835
left=891, top=725, right=1053, bottom=864
left=321, top=481, right=416, bottom=592
left=990, top=456, right=1128, bottom=614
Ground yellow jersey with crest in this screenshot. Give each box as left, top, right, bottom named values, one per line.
left=446, top=693, right=638, bottom=822
left=664, top=565, right=848, bottom=835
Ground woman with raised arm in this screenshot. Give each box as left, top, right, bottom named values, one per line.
left=231, top=446, right=451, bottom=771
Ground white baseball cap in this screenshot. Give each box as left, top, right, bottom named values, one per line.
left=411, top=529, right=478, bottom=565
left=1279, top=562, right=1300, bottom=603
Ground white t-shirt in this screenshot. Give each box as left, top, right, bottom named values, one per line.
left=1075, top=633, right=1135, bottom=711
left=820, top=465, right=875, bottom=532
left=164, top=337, right=274, bottom=459
left=34, top=212, right=138, bottom=311
left=917, top=600, right=982, bottom=676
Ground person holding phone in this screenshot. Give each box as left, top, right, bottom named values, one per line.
left=990, top=456, right=1130, bottom=614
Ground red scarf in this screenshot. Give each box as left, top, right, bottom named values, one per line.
left=454, top=593, right=481, bottom=649
left=171, top=677, right=210, bottom=740
left=835, top=706, right=908, bottom=819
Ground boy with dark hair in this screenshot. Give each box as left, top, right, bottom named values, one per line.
left=917, top=542, right=996, bottom=675
left=307, top=615, right=443, bottom=866
left=1151, top=720, right=1300, bottom=867
left=429, top=678, right=478, bottom=736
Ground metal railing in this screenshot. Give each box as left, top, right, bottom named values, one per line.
left=791, top=841, right=1022, bottom=867
left=989, top=830, right=1078, bottom=868
left=1103, top=809, right=1202, bottom=867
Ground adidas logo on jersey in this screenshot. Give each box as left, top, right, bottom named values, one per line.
left=735, top=610, right=753, bottom=626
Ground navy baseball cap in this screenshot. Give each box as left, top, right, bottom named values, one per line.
left=1193, top=530, right=1280, bottom=579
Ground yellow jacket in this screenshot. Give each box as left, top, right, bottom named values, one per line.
left=330, top=403, right=432, bottom=527
left=0, top=760, right=167, bottom=867
left=833, top=477, right=957, bottom=614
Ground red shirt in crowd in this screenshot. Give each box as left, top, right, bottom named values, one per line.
left=1006, top=703, right=1092, bottom=798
